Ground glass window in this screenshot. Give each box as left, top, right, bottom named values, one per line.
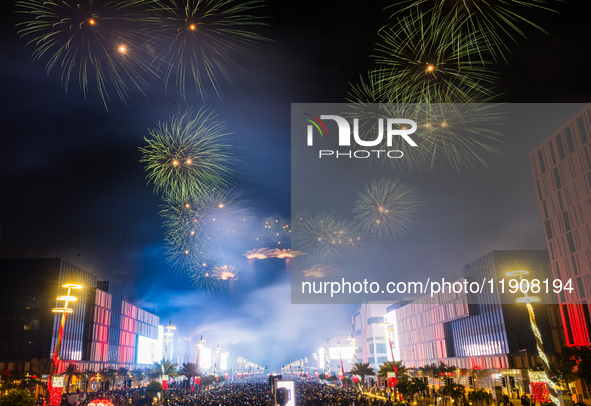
left=565, top=127, right=576, bottom=154
left=556, top=134, right=566, bottom=160
left=577, top=117, right=588, bottom=145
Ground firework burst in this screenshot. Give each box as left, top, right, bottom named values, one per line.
left=292, top=213, right=364, bottom=264
left=387, top=0, right=557, bottom=61
left=373, top=12, right=498, bottom=104
left=302, top=264, right=343, bottom=279
left=139, top=107, right=233, bottom=201
left=256, top=214, right=290, bottom=248
left=414, top=103, right=507, bottom=171
left=139, top=0, right=269, bottom=100
left=161, top=188, right=250, bottom=269
left=353, top=178, right=420, bottom=240
left=16, top=0, right=157, bottom=108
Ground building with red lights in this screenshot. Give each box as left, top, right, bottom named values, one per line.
left=0, top=258, right=159, bottom=373
left=530, top=103, right=591, bottom=346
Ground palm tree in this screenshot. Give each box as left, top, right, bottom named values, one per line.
left=81, top=370, right=97, bottom=392
left=100, top=368, right=117, bottom=390
left=149, top=359, right=179, bottom=381
left=62, top=363, right=79, bottom=393
left=117, top=367, right=130, bottom=388
left=349, top=362, right=375, bottom=388
left=377, top=361, right=407, bottom=379
left=180, top=363, right=200, bottom=393
left=130, top=369, right=145, bottom=388
left=30, top=358, right=52, bottom=399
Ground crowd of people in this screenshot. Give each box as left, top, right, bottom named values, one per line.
left=55, top=379, right=400, bottom=406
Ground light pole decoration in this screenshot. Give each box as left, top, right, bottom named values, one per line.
left=49, top=281, right=83, bottom=406
left=337, top=341, right=345, bottom=379
left=313, top=353, right=319, bottom=378
left=195, top=336, right=205, bottom=387
left=507, top=270, right=558, bottom=406
left=213, top=345, right=221, bottom=381
left=305, top=357, right=309, bottom=378
left=162, top=321, right=176, bottom=391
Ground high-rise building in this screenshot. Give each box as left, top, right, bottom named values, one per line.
left=530, top=103, right=591, bottom=346
left=0, top=258, right=159, bottom=372
left=351, top=303, right=392, bottom=369
left=398, top=251, right=564, bottom=370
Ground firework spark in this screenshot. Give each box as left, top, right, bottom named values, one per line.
left=243, top=247, right=273, bottom=260
left=302, top=264, right=343, bottom=279
left=373, top=12, right=498, bottom=104
left=256, top=214, right=290, bottom=248
left=139, top=0, right=269, bottom=100
left=161, top=188, right=250, bottom=268
left=353, top=178, right=420, bottom=240
left=292, top=213, right=364, bottom=264
left=387, top=0, right=557, bottom=61
left=139, top=107, right=233, bottom=201
left=16, top=0, right=157, bottom=108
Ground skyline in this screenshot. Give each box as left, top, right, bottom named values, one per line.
left=2, top=0, right=591, bottom=370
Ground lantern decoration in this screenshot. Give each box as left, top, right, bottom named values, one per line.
left=195, top=376, right=201, bottom=385
left=215, top=376, right=219, bottom=382
left=315, top=371, right=318, bottom=377
left=224, top=373, right=228, bottom=380
left=388, top=377, right=398, bottom=387
left=531, top=381, right=550, bottom=403
left=88, top=400, right=115, bottom=406
left=162, top=379, right=169, bottom=390
left=49, top=376, right=64, bottom=406
left=325, top=373, right=329, bottom=379
left=353, top=376, right=359, bottom=383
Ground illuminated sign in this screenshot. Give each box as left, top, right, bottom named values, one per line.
left=137, top=335, right=162, bottom=364
left=318, top=347, right=325, bottom=369
left=199, top=348, right=212, bottom=369
left=328, top=346, right=354, bottom=360
left=275, top=380, right=296, bottom=406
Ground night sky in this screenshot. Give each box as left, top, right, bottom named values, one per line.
left=1, top=0, right=591, bottom=370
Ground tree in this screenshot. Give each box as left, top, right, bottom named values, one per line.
left=441, top=383, right=465, bottom=401
left=350, top=362, right=376, bottom=387
left=468, top=388, right=492, bottom=404
left=180, top=362, right=201, bottom=380
left=62, top=363, right=79, bottom=393
left=29, top=358, right=52, bottom=396
left=146, top=381, right=162, bottom=397
left=148, top=359, right=179, bottom=381
left=0, top=389, right=36, bottom=406
left=556, top=346, right=591, bottom=385
left=378, top=361, right=407, bottom=379
left=100, top=368, right=117, bottom=390
left=116, top=367, right=129, bottom=388
left=130, top=369, right=145, bottom=387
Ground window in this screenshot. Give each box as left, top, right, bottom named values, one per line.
left=565, top=127, right=575, bottom=154
left=553, top=168, right=562, bottom=190
left=368, top=317, right=385, bottom=325
left=537, top=150, right=546, bottom=174
left=545, top=220, right=553, bottom=239
left=563, top=211, right=571, bottom=231
left=555, top=134, right=566, bottom=160
left=567, top=232, right=576, bottom=253
left=577, top=117, right=588, bottom=144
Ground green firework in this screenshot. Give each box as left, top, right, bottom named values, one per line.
left=353, top=178, right=420, bottom=240
left=255, top=214, right=290, bottom=248
left=139, top=108, right=233, bottom=201
left=161, top=188, right=249, bottom=271
left=15, top=0, right=157, bottom=108
left=140, top=0, right=269, bottom=100
left=387, top=0, right=558, bottom=61
left=292, top=213, right=364, bottom=264
left=373, top=11, right=498, bottom=104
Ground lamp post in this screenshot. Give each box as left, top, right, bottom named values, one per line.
left=213, top=345, right=221, bottom=379
left=337, top=340, right=345, bottom=379
left=506, top=269, right=558, bottom=406
left=49, top=281, right=83, bottom=406
left=313, top=353, right=319, bottom=378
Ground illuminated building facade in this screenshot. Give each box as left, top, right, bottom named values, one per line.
left=351, top=303, right=391, bottom=369
left=0, top=258, right=159, bottom=372
left=530, top=103, right=591, bottom=346
left=321, top=336, right=355, bottom=374
left=398, top=251, right=565, bottom=370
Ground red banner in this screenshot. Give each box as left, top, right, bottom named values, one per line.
left=162, top=380, right=168, bottom=390
left=195, top=377, right=200, bottom=385
left=353, top=376, right=358, bottom=383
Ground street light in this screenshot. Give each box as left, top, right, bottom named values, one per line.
left=49, top=280, right=83, bottom=406
left=507, top=269, right=558, bottom=406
